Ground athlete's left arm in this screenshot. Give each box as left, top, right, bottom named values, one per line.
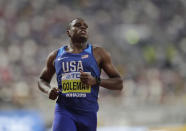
left=98, top=47, right=123, bottom=90
left=80, top=47, right=123, bottom=90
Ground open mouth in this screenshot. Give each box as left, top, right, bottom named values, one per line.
left=80, top=30, right=87, bottom=34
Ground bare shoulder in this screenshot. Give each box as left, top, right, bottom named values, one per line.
left=48, top=49, right=58, bottom=58
left=92, top=45, right=111, bottom=58
left=92, top=45, right=111, bottom=68
left=92, top=45, right=109, bottom=54
left=46, top=49, right=58, bottom=66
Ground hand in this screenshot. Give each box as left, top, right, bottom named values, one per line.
left=48, top=87, right=59, bottom=100
left=80, top=70, right=96, bottom=86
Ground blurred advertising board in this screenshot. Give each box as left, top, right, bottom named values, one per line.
left=98, top=125, right=186, bottom=131
left=0, top=110, right=45, bottom=131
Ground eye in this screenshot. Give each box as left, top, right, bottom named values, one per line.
left=84, top=24, right=88, bottom=28
left=74, top=23, right=81, bottom=27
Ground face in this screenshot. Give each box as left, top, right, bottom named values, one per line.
left=67, top=18, right=88, bottom=43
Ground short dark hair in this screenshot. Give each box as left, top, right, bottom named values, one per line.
left=66, top=17, right=84, bottom=31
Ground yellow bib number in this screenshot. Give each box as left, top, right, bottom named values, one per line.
left=61, top=72, right=91, bottom=93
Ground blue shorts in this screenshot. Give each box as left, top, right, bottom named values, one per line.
left=52, top=104, right=97, bottom=131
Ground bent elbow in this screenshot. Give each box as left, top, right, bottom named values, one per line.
left=37, top=78, right=43, bottom=91
left=37, top=79, right=41, bottom=89
left=117, top=78, right=123, bottom=90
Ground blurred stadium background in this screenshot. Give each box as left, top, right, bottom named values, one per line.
left=0, top=0, right=186, bottom=130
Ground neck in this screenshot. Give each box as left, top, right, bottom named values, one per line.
left=68, top=41, right=87, bottom=53
left=70, top=36, right=87, bottom=49
left=70, top=42, right=87, bottom=49
left=70, top=37, right=87, bottom=49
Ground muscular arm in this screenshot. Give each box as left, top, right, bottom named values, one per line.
left=38, top=50, right=57, bottom=94
left=80, top=47, right=123, bottom=90
left=97, top=47, right=123, bottom=90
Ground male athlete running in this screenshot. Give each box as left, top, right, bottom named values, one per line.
left=38, top=18, right=123, bottom=131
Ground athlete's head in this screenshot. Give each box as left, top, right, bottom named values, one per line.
left=67, top=18, right=88, bottom=43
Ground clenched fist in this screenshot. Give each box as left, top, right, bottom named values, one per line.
left=48, top=87, right=59, bottom=100
left=80, top=70, right=96, bottom=86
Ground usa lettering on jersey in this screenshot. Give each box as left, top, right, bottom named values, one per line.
left=62, top=60, right=83, bottom=72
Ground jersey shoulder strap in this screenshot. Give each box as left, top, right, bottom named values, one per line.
left=84, top=44, right=92, bottom=55
left=56, top=45, right=66, bottom=58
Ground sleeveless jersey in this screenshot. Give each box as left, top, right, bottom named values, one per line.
left=54, top=44, right=100, bottom=112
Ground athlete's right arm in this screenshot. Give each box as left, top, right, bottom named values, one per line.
left=38, top=50, right=58, bottom=100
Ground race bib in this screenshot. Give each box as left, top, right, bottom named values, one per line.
left=61, top=72, right=91, bottom=93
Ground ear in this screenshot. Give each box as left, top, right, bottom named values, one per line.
left=66, top=30, right=71, bottom=37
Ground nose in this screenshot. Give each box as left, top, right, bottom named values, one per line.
left=80, top=25, right=86, bottom=30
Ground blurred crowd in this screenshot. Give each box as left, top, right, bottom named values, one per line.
left=0, top=0, right=186, bottom=126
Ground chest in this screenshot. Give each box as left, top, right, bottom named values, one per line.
left=55, top=53, right=94, bottom=73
